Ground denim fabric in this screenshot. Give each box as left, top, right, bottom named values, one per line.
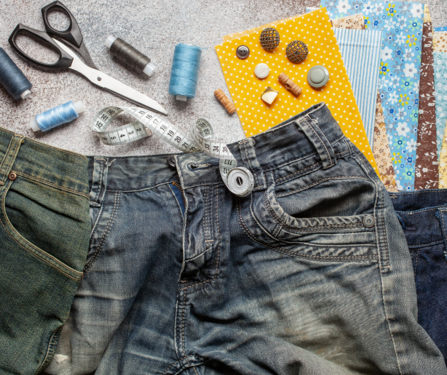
left=0, top=128, right=91, bottom=374
left=46, top=103, right=446, bottom=375
left=390, top=190, right=447, bottom=365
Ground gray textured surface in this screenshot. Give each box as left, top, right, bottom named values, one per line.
left=0, top=0, right=446, bottom=156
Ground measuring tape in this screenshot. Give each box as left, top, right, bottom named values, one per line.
left=92, top=106, right=254, bottom=196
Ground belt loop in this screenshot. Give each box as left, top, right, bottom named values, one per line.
left=238, top=138, right=266, bottom=190
left=296, top=115, right=336, bottom=169
left=0, top=133, right=25, bottom=186
left=89, top=157, right=114, bottom=207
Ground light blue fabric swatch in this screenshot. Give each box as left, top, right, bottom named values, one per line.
left=434, top=26, right=447, bottom=32
left=334, top=28, right=382, bottom=148
left=321, top=0, right=424, bottom=191
left=434, top=51, right=447, bottom=156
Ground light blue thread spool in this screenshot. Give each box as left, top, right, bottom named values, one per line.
left=169, top=43, right=202, bottom=101
left=30, top=101, right=85, bottom=132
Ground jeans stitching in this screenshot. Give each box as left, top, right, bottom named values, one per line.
left=437, top=209, right=447, bottom=262
left=408, top=240, right=444, bottom=249
left=276, top=175, right=370, bottom=198
left=0, top=134, right=14, bottom=183
left=0, top=216, right=81, bottom=281
left=275, top=162, right=321, bottom=183
left=83, top=191, right=121, bottom=273
left=25, top=137, right=88, bottom=159
left=94, top=161, right=104, bottom=203
left=35, top=325, right=62, bottom=374
left=273, top=150, right=348, bottom=184
left=350, top=154, right=401, bottom=372
left=302, top=119, right=333, bottom=168
left=14, top=171, right=89, bottom=199
left=263, top=191, right=364, bottom=232
left=237, top=199, right=377, bottom=262
left=243, top=142, right=259, bottom=188
left=179, top=188, right=221, bottom=292
left=0, top=182, right=82, bottom=281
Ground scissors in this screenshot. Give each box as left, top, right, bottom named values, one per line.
left=8, top=1, right=167, bottom=115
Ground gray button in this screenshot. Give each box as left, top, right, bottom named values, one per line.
left=236, top=45, right=250, bottom=59
left=307, top=66, right=330, bottom=88
left=363, top=215, right=375, bottom=228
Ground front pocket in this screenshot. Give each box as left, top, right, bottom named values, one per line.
left=237, top=172, right=379, bottom=262
left=1, top=176, right=90, bottom=280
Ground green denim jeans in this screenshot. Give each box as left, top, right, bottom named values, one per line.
left=0, top=128, right=90, bottom=374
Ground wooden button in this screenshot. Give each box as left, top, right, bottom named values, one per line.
left=8, top=172, right=17, bottom=181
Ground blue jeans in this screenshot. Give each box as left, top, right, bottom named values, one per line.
left=46, top=103, right=446, bottom=374
left=390, top=190, right=447, bottom=366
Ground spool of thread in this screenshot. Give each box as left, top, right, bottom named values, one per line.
left=214, top=89, right=236, bottom=115
left=0, top=47, right=32, bottom=100
left=169, top=43, right=202, bottom=101
left=104, top=36, right=156, bottom=77
left=30, top=101, right=85, bottom=132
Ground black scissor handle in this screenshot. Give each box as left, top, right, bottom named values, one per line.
left=42, top=1, right=83, bottom=48
left=8, top=24, right=73, bottom=69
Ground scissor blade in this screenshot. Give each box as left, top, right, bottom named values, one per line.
left=53, top=39, right=168, bottom=115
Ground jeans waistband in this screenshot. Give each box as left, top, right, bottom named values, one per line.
left=90, top=103, right=353, bottom=193
left=390, top=189, right=447, bottom=247
left=0, top=127, right=89, bottom=196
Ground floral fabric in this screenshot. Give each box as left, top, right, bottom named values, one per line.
left=321, top=0, right=424, bottom=191
left=373, top=91, right=398, bottom=191
left=439, top=121, right=447, bottom=188
left=415, top=5, right=438, bottom=190
left=331, top=13, right=365, bottom=29
left=433, top=32, right=447, bottom=53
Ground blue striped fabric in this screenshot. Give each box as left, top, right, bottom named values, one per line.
left=434, top=26, right=447, bottom=32
left=333, top=28, right=382, bottom=148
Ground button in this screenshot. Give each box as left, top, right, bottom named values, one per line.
left=307, top=66, right=330, bottom=88
left=167, top=156, right=176, bottom=168
left=363, top=215, right=375, bottom=228
left=8, top=172, right=17, bottom=181
left=254, top=63, right=270, bottom=79
left=236, top=45, right=250, bottom=59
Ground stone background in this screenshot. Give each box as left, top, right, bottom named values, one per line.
left=0, top=0, right=445, bottom=156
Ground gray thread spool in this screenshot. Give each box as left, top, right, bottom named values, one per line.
left=105, top=36, right=156, bottom=76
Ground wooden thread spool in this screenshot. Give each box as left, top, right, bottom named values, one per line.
left=214, top=89, right=236, bottom=114
left=278, top=73, right=302, bottom=96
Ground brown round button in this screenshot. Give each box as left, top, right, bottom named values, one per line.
left=8, top=172, right=17, bottom=181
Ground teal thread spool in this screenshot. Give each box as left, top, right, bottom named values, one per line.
left=169, top=44, right=202, bottom=101
left=30, top=101, right=85, bottom=132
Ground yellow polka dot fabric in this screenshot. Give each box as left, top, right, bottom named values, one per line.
left=215, top=8, right=378, bottom=173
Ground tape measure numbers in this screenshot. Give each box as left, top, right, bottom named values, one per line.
left=92, top=106, right=254, bottom=196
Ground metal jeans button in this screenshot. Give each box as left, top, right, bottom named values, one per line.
left=363, top=215, right=375, bottom=228
left=8, top=172, right=17, bottom=181
left=167, top=156, right=176, bottom=168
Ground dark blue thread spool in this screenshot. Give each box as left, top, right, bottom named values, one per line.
left=0, top=48, right=32, bottom=100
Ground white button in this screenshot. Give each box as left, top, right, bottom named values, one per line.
left=254, top=63, right=270, bottom=79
